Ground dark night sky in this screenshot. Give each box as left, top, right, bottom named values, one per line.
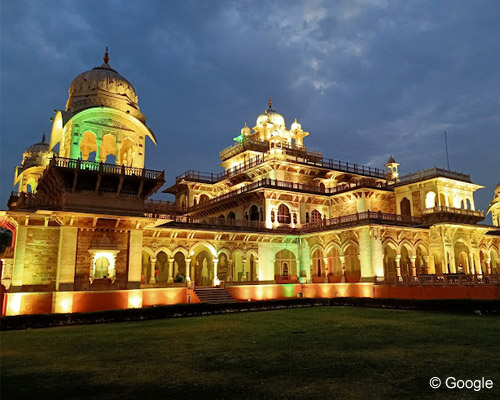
left=1, top=0, right=499, bottom=222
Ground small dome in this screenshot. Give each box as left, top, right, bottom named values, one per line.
left=256, top=98, right=285, bottom=127
left=21, top=135, right=55, bottom=169
left=387, top=156, right=396, bottom=164
left=291, top=118, right=302, bottom=131
left=65, top=49, right=144, bottom=122
left=241, top=122, right=251, bottom=136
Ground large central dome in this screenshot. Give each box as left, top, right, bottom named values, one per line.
left=65, top=49, right=145, bottom=122
left=256, top=99, right=285, bottom=127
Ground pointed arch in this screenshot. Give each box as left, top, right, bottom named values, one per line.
left=154, top=246, right=173, bottom=258
left=399, top=240, right=415, bottom=257
left=189, top=241, right=217, bottom=257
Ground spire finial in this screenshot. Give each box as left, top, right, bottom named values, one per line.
left=103, top=46, right=109, bottom=64
left=42, top=132, right=46, bottom=143
left=268, top=97, right=272, bottom=109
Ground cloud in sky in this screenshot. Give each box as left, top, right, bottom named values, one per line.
left=1, top=0, right=499, bottom=221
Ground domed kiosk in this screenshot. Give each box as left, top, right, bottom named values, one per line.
left=49, top=48, right=156, bottom=168
left=488, top=182, right=500, bottom=226
left=14, top=134, right=55, bottom=193
left=10, top=49, right=164, bottom=216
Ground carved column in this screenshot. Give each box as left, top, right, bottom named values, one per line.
left=323, top=257, right=329, bottom=277
left=149, top=257, right=157, bottom=283
left=168, top=259, right=174, bottom=283
left=213, top=258, right=219, bottom=286
left=254, top=258, right=259, bottom=281
left=486, top=258, right=492, bottom=275
left=339, top=255, right=346, bottom=283
left=395, top=255, right=402, bottom=280
left=227, top=260, right=233, bottom=282
left=423, top=256, right=430, bottom=274
left=185, top=258, right=191, bottom=284
left=241, top=258, right=247, bottom=281
left=410, top=256, right=417, bottom=276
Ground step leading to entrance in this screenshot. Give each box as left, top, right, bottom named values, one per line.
left=194, top=287, right=236, bottom=304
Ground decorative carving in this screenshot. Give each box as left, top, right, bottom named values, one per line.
left=85, top=118, right=134, bottom=132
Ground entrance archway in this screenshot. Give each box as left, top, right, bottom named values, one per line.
left=194, top=250, right=213, bottom=286
left=274, top=249, right=297, bottom=281
left=344, top=244, right=361, bottom=282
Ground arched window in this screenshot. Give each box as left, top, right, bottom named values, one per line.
left=311, top=248, right=323, bottom=277
left=249, top=205, right=259, bottom=221
left=277, top=204, right=291, bottom=224
left=94, top=256, right=110, bottom=279
left=80, top=131, right=97, bottom=161
left=311, top=210, right=322, bottom=223
left=400, top=198, right=411, bottom=216
left=227, top=211, right=236, bottom=219
left=101, top=134, right=117, bottom=164
left=305, top=212, right=309, bottom=223
left=199, top=194, right=209, bottom=205
left=425, top=192, right=437, bottom=208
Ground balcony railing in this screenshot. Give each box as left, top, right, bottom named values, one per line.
left=189, top=178, right=388, bottom=211
left=377, top=273, right=500, bottom=286
left=423, top=206, right=484, bottom=218
left=396, top=167, right=471, bottom=185
left=148, top=211, right=423, bottom=232
left=52, top=156, right=165, bottom=180
left=144, top=199, right=188, bottom=215
left=176, top=151, right=386, bottom=186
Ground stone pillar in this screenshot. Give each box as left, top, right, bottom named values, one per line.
left=473, top=251, right=481, bottom=275
left=410, top=256, right=417, bottom=276
left=56, top=226, right=78, bottom=291
left=11, top=225, right=28, bottom=292
left=323, top=257, right=329, bottom=276
left=127, top=229, right=143, bottom=289
left=241, top=258, right=247, bottom=281
left=227, top=259, right=233, bottom=282
left=213, top=258, right=219, bottom=286
left=371, top=229, right=384, bottom=279
left=273, top=209, right=278, bottom=227
left=339, top=255, right=346, bottom=283
left=358, top=227, right=377, bottom=282
left=254, top=258, right=260, bottom=281
left=168, top=259, right=174, bottom=283
left=95, top=137, right=103, bottom=162
left=486, top=258, right=492, bottom=275
left=149, top=258, right=157, bottom=283
left=395, top=255, right=402, bottom=280
left=423, top=256, right=431, bottom=274
left=185, top=258, right=192, bottom=284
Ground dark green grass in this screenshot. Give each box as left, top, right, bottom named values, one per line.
left=1, top=307, right=499, bottom=400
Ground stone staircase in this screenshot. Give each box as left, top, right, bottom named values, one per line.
left=194, top=287, right=236, bottom=304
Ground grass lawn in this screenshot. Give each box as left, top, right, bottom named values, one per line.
left=1, top=306, right=499, bottom=400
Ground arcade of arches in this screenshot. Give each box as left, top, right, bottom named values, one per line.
left=138, top=224, right=499, bottom=287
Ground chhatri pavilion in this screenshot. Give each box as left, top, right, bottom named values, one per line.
left=1, top=50, right=499, bottom=316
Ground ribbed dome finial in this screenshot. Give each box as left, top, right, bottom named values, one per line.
left=268, top=97, right=272, bottom=109
left=103, top=46, right=109, bottom=64
left=42, top=132, right=46, bottom=144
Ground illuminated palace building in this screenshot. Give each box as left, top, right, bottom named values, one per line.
left=1, top=51, right=500, bottom=316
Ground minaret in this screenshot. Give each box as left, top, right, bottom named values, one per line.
left=386, top=156, right=400, bottom=181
